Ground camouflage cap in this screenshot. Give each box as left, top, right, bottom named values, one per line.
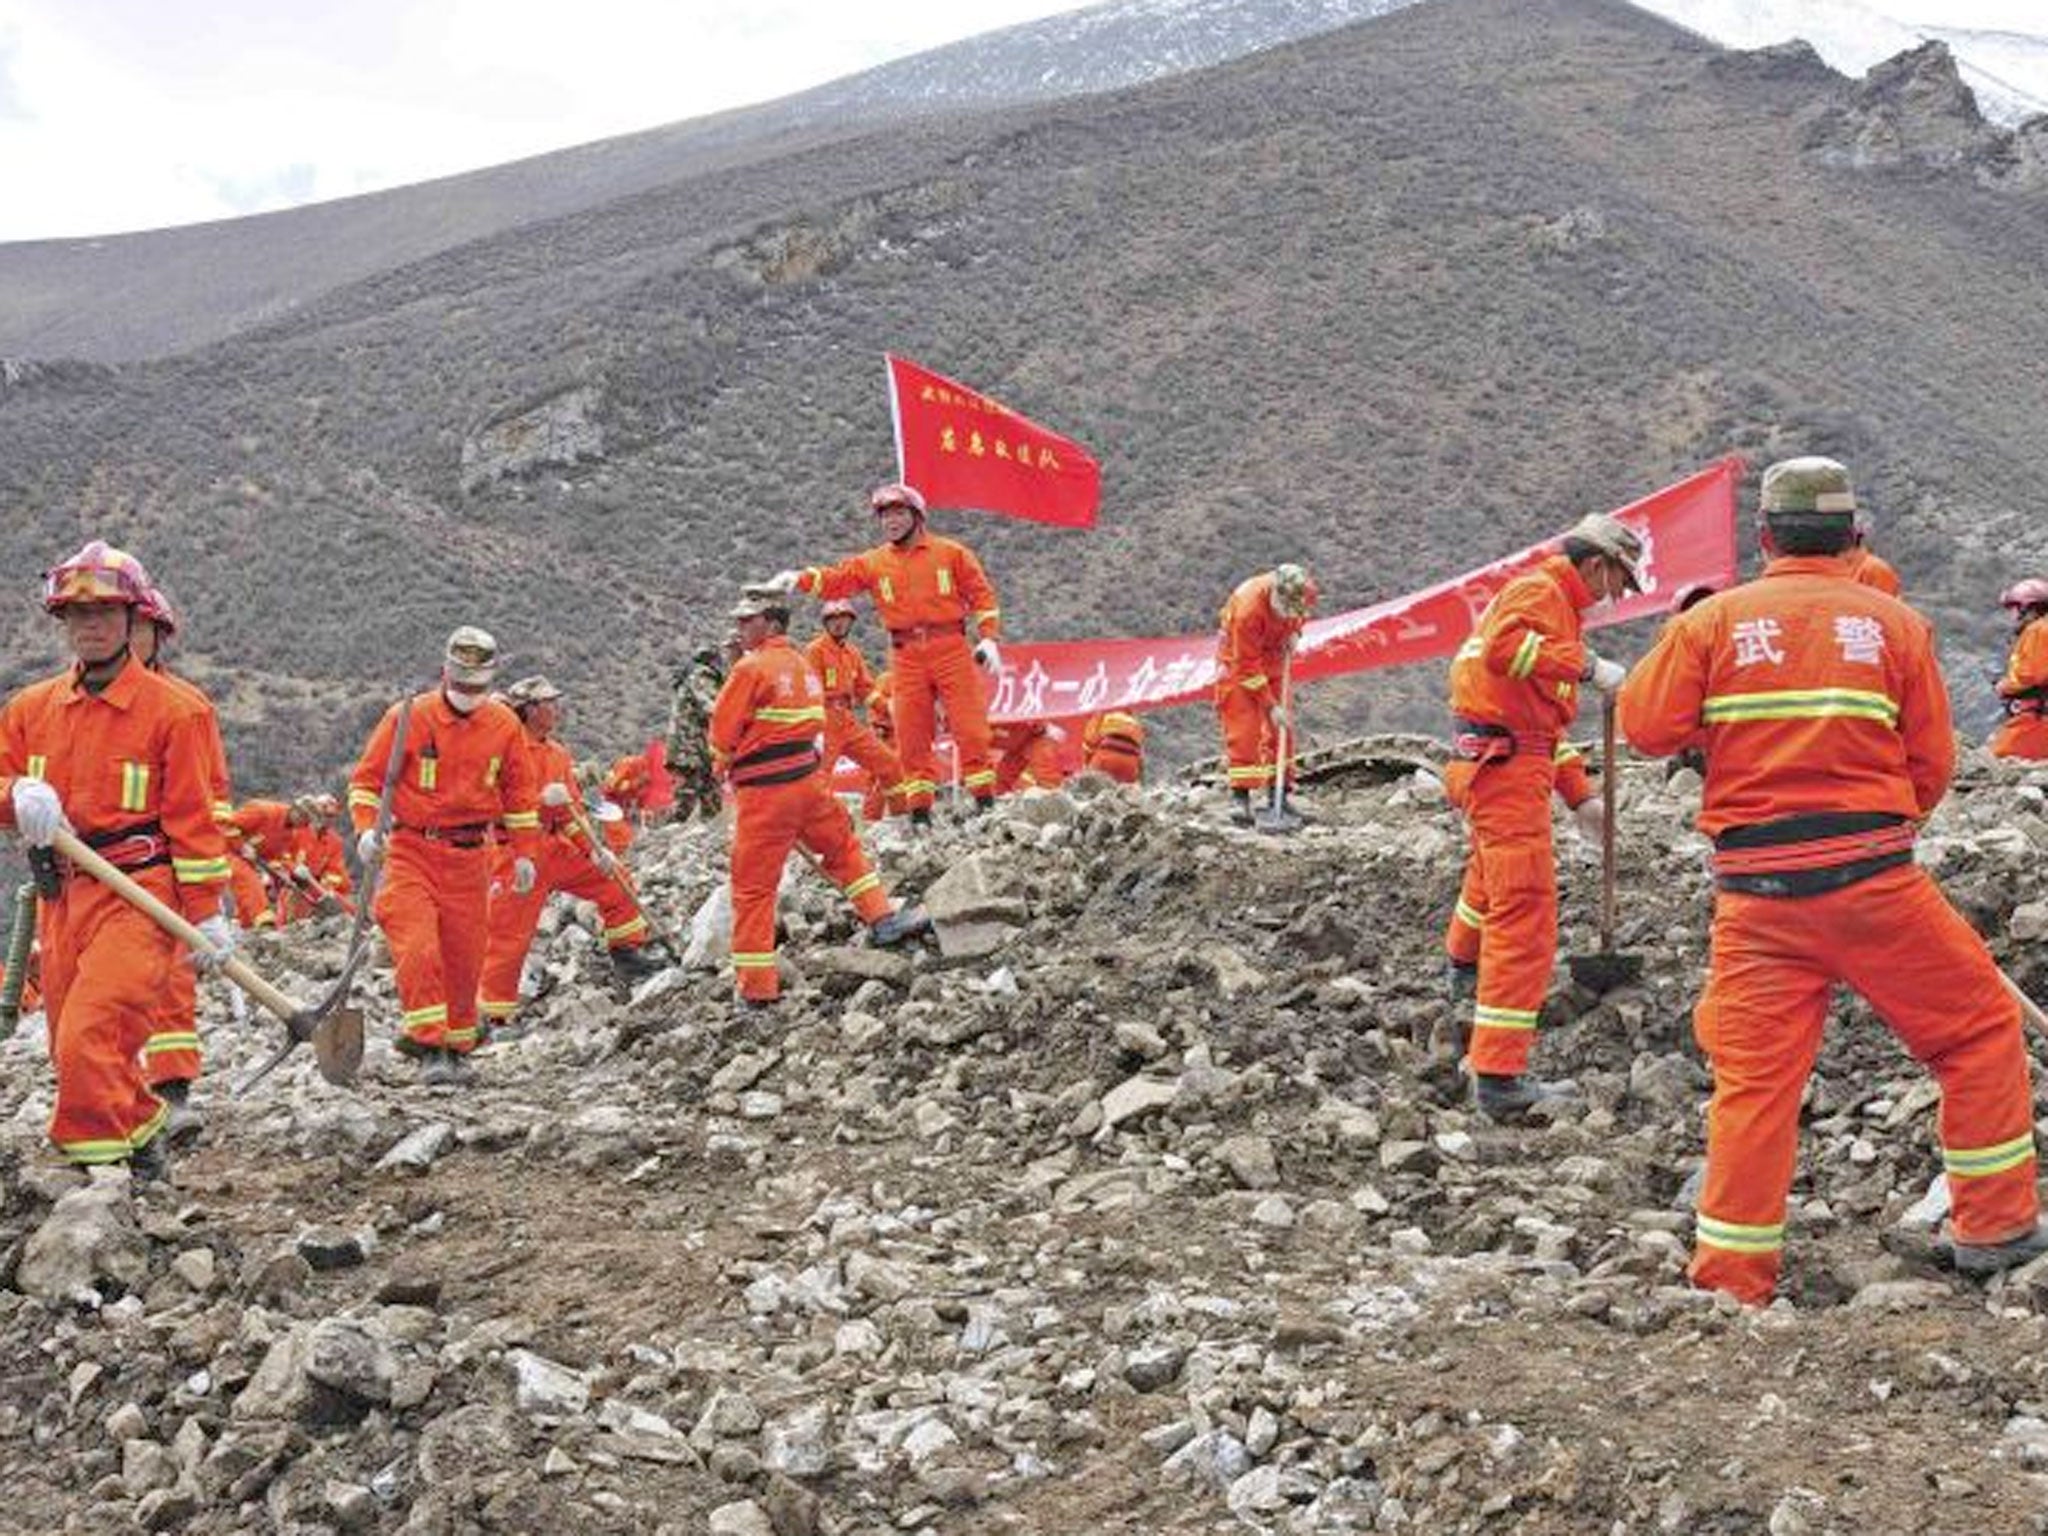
left=1563, top=512, right=1645, bottom=591
left=1760, top=457, right=1856, bottom=515
left=730, top=591, right=791, bottom=624
left=1271, top=563, right=1319, bottom=619
left=444, top=624, right=499, bottom=685
left=504, top=674, right=564, bottom=707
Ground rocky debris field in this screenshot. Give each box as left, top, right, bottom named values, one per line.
left=4, top=748, right=2048, bottom=1535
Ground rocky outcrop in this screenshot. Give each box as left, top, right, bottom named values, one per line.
left=1799, top=40, right=2048, bottom=192
left=458, top=385, right=604, bottom=494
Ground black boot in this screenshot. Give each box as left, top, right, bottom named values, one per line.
left=127, top=1135, right=172, bottom=1185
left=911, top=808, right=934, bottom=832
left=1474, top=1072, right=1578, bottom=1121
left=1949, top=1220, right=2048, bottom=1278
left=158, top=1078, right=204, bottom=1148
left=1445, top=961, right=1478, bottom=1006
left=871, top=904, right=932, bottom=947
left=1230, top=790, right=1254, bottom=828
left=609, top=942, right=669, bottom=984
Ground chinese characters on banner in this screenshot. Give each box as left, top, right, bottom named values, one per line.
left=886, top=353, right=1102, bottom=529
left=982, top=457, right=1743, bottom=724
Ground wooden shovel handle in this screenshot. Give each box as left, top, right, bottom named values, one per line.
left=1600, top=695, right=1618, bottom=949
left=50, top=827, right=300, bottom=1022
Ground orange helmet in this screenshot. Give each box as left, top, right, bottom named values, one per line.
left=137, top=584, right=179, bottom=635
left=2001, top=578, right=2048, bottom=612
left=42, top=540, right=152, bottom=613
left=869, top=482, right=926, bottom=517
left=820, top=599, right=858, bottom=621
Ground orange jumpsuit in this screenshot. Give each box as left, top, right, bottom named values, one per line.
left=349, top=693, right=539, bottom=1056
left=805, top=630, right=904, bottom=810
left=710, top=636, right=892, bottom=1001
left=1443, top=554, right=1596, bottom=1076
left=479, top=731, right=649, bottom=1026
left=1215, top=573, right=1306, bottom=794
left=798, top=532, right=1001, bottom=810
left=1444, top=745, right=1595, bottom=969
left=603, top=755, right=652, bottom=822
left=1992, top=616, right=2048, bottom=760
left=1082, top=711, right=1146, bottom=784
left=1846, top=546, right=1902, bottom=597
left=143, top=668, right=233, bottom=1089
left=862, top=672, right=907, bottom=821
left=993, top=721, right=1066, bottom=793
left=1621, top=555, right=2036, bottom=1305
left=275, top=824, right=352, bottom=922
left=0, top=656, right=232, bottom=1163
left=225, top=799, right=299, bottom=927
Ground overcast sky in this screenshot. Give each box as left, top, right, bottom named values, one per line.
left=0, top=0, right=2039, bottom=244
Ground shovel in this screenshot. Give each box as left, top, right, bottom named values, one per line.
left=566, top=800, right=679, bottom=954
left=1253, top=647, right=1304, bottom=836
left=52, top=827, right=364, bottom=1087
left=0, top=881, right=35, bottom=1035
left=1568, top=695, right=1642, bottom=994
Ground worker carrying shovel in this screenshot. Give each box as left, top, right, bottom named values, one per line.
left=1443, top=514, right=1638, bottom=1120
left=1214, top=564, right=1318, bottom=829
left=0, top=540, right=237, bottom=1179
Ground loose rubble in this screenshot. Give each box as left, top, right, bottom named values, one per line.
left=2, top=747, right=2047, bottom=1532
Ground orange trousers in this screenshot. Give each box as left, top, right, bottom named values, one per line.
left=227, top=854, right=274, bottom=928
left=1444, top=754, right=1556, bottom=1075
left=824, top=705, right=903, bottom=812
left=1992, top=712, right=2048, bottom=760
left=996, top=734, right=1065, bottom=794
left=1216, top=685, right=1290, bottom=793
left=1085, top=744, right=1142, bottom=784
left=38, top=870, right=175, bottom=1163
left=374, top=833, right=491, bottom=1055
left=478, top=836, right=648, bottom=1024
left=862, top=727, right=909, bottom=821
left=730, top=776, right=891, bottom=1001
left=141, top=953, right=203, bottom=1088
left=891, top=633, right=994, bottom=808
left=1693, top=863, right=2037, bottom=1304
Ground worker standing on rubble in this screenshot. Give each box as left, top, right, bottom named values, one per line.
left=765, top=483, right=1004, bottom=827
left=279, top=794, right=352, bottom=921
left=1621, top=457, right=2045, bottom=1303
left=1991, top=578, right=2048, bottom=760
left=1444, top=515, right=1639, bottom=1118
left=710, top=590, right=926, bottom=1006
left=1081, top=710, right=1146, bottom=784
left=804, top=599, right=904, bottom=813
left=478, top=675, right=664, bottom=1034
left=1214, top=564, right=1317, bottom=826
left=666, top=639, right=733, bottom=823
left=349, top=627, right=540, bottom=1084
left=0, top=541, right=234, bottom=1175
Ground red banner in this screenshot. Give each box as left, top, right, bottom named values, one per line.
left=887, top=354, right=1102, bottom=529
left=984, top=457, right=1742, bottom=723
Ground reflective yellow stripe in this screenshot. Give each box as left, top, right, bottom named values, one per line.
left=732, top=951, right=777, bottom=970
left=1695, top=1214, right=1785, bottom=1254
left=211, top=799, right=236, bottom=821
left=348, top=788, right=379, bottom=809
left=1472, top=1003, right=1539, bottom=1030
left=1240, top=674, right=1269, bottom=691
left=120, top=761, right=150, bottom=811
left=1701, top=689, right=1900, bottom=727
left=402, top=1003, right=448, bottom=1027
left=1944, top=1133, right=2036, bottom=1178
left=486, top=755, right=501, bottom=786
left=843, top=872, right=879, bottom=899
left=1553, top=743, right=1583, bottom=765
left=899, top=778, right=937, bottom=796
left=1508, top=631, right=1542, bottom=680
left=604, top=916, right=649, bottom=945
left=962, top=770, right=997, bottom=789
left=502, top=810, right=540, bottom=830
left=141, top=1033, right=202, bottom=1056
left=443, top=1023, right=481, bottom=1047
left=480, top=999, right=520, bottom=1019
left=877, top=576, right=895, bottom=604
left=25, top=755, right=47, bottom=777
left=419, top=758, right=439, bottom=790
left=59, top=1103, right=168, bottom=1165
left=756, top=706, right=826, bottom=725
left=1453, top=899, right=1486, bottom=930
left=937, top=568, right=954, bottom=597
left=973, top=608, right=1000, bottom=629
left=1227, top=765, right=1275, bottom=784
left=1454, top=637, right=1483, bottom=663
left=172, top=856, right=231, bottom=884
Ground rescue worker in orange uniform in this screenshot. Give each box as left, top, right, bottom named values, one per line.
left=1621, top=457, right=2046, bottom=1303
left=478, top=676, right=664, bottom=1034
left=710, top=591, right=927, bottom=1005
left=862, top=669, right=908, bottom=821
left=992, top=720, right=1067, bottom=794
left=1991, top=577, right=2048, bottom=760
left=0, top=542, right=235, bottom=1174
left=225, top=797, right=313, bottom=925
left=768, top=483, right=1003, bottom=827
left=1081, top=710, right=1146, bottom=784
left=1444, top=515, right=1639, bottom=1118
left=278, top=794, right=353, bottom=921
left=805, top=599, right=905, bottom=814
left=350, top=627, right=540, bottom=1083
left=1844, top=511, right=1903, bottom=597
left=603, top=754, right=654, bottom=828
left=1215, top=564, right=1318, bottom=826
left=128, top=581, right=235, bottom=1142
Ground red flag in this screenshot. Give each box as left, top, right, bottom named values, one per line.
left=886, top=354, right=1101, bottom=529
left=982, top=457, right=1743, bottom=722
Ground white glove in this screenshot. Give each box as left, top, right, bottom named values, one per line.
left=764, top=570, right=801, bottom=594
left=1585, top=656, right=1627, bottom=695
left=512, top=857, right=537, bottom=896
left=1572, top=797, right=1607, bottom=841
left=9, top=779, right=66, bottom=847
left=193, top=913, right=236, bottom=974
left=973, top=638, right=1001, bottom=672
left=540, top=782, right=572, bottom=808
left=356, top=828, right=384, bottom=867
left=292, top=863, right=315, bottom=883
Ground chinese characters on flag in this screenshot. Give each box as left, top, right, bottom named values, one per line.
left=887, top=353, right=1102, bottom=529
left=982, top=457, right=1743, bottom=724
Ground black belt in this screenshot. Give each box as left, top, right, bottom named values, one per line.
left=2006, top=695, right=2048, bottom=718
left=1450, top=717, right=1558, bottom=763
left=77, top=820, right=170, bottom=875
left=1714, top=811, right=1915, bottom=897
left=395, top=822, right=492, bottom=849
left=732, top=738, right=821, bottom=789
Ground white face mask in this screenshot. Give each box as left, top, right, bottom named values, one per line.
left=445, top=681, right=489, bottom=714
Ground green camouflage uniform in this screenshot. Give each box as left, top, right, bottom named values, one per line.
left=666, top=647, right=728, bottom=821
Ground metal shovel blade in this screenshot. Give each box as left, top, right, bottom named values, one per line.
left=1568, top=949, right=1643, bottom=995
left=313, top=1006, right=365, bottom=1086
left=1253, top=803, right=1304, bottom=836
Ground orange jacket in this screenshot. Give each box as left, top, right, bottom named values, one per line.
left=522, top=732, right=595, bottom=839
left=1448, top=555, right=1594, bottom=739
left=226, top=799, right=296, bottom=860
left=0, top=655, right=233, bottom=921
left=1083, top=711, right=1146, bottom=756
left=1998, top=618, right=2048, bottom=708
left=153, top=668, right=236, bottom=835
left=798, top=532, right=1001, bottom=640
left=867, top=670, right=895, bottom=737
left=603, top=754, right=651, bottom=809
left=1215, top=573, right=1305, bottom=698
left=348, top=691, right=540, bottom=850
left=1846, top=547, right=1902, bottom=597
left=288, top=825, right=352, bottom=894
left=804, top=632, right=878, bottom=708
left=708, top=636, right=827, bottom=786
left=1618, top=555, right=1952, bottom=836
